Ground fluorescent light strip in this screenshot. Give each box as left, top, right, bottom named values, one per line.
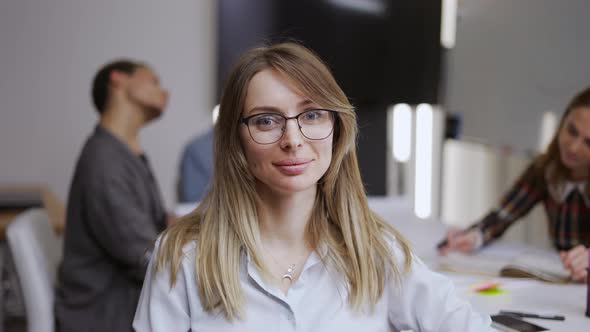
left=539, top=111, right=558, bottom=152
left=326, top=0, right=386, bottom=15
left=441, top=0, right=457, bottom=49
left=212, top=104, right=220, bottom=124
left=392, top=103, right=412, bottom=162
left=414, top=103, right=433, bottom=219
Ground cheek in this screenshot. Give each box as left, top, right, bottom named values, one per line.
left=243, top=148, right=260, bottom=173
left=581, top=148, right=590, bottom=163
left=132, top=83, right=159, bottom=103
left=557, top=129, right=569, bottom=149
left=318, top=139, right=334, bottom=166
left=240, top=132, right=265, bottom=170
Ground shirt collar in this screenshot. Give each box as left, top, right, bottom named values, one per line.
left=545, top=166, right=590, bottom=206
left=241, top=243, right=325, bottom=280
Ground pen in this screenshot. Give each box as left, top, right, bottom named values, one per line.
left=436, top=238, right=450, bottom=249
left=436, top=236, right=458, bottom=249
left=499, top=310, right=565, bottom=321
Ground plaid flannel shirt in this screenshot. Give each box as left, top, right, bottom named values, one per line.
left=474, top=163, right=590, bottom=250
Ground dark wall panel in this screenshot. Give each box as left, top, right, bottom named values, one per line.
left=218, top=0, right=441, bottom=195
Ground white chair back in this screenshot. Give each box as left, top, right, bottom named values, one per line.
left=6, top=208, right=63, bottom=332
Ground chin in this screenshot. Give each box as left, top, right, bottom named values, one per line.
left=144, top=106, right=164, bottom=121
left=266, top=178, right=319, bottom=195
left=563, top=162, right=577, bottom=170
left=277, top=183, right=316, bottom=194
left=559, top=156, right=575, bottom=169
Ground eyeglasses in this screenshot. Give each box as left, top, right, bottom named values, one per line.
left=240, top=109, right=336, bottom=145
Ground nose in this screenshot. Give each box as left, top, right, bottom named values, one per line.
left=279, top=118, right=303, bottom=150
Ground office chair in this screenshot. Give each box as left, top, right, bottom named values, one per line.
left=6, top=209, right=63, bottom=332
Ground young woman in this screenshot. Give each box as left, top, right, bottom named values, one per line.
left=133, top=42, right=491, bottom=331
left=439, top=87, right=590, bottom=283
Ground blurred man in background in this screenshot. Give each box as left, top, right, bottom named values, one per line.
left=55, top=59, right=170, bottom=332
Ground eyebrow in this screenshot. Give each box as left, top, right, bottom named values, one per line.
left=247, top=99, right=317, bottom=115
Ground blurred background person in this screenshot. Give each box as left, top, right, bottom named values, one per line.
left=439, top=86, right=590, bottom=283
left=55, top=59, right=171, bottom=332
left=178, top=125, right=213, bottom=203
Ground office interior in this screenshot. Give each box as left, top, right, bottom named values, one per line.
left=1, top=0, right=589, bottom=331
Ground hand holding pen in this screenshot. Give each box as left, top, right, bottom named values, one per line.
left=437, top=226, right=480, bottom=256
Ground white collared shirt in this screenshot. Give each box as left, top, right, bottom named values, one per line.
left=133, top=239, right=492, bottom=332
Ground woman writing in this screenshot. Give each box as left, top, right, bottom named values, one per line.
left=439, top=86, right=590, bottom=283
left=133, top=42, right=491, bottom=331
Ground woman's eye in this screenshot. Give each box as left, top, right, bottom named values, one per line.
left=568, top=124, right=578, bottom=137
left=303, top=110, right=322, bottom=121
left=253, top=115, right=280, bottom=127
left=255, top=118, right=271, bottom=125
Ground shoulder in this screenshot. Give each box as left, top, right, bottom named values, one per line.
left=134, top=236, right=198, bottom=329
left=522, top=157, right=547, bottom=178
left=180, top=240, right=198, bottom=260
left=379, top=226, right=413, bottom=267
left=183, top=135, right=206, bottom=157
left=192, top=130, right=214, bottom=149
left=516, top=159, right=549, bottom=191
left=156, top=230, right=197, bottom=255
left=386, top=235, right=410, bottom=262
left=153, top=231, right=198, bottom=272
left=77, top=133, right=128, bottom=177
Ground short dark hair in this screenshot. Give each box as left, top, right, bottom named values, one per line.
left=91, top=59, right=144, bottom=114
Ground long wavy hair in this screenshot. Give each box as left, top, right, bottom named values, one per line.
left=535, top=86, right=590, bottom=196
left=155, top=42, right=412, bottom=320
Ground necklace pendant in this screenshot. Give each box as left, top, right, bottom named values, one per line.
left=282, top=264, right=296, bottom=281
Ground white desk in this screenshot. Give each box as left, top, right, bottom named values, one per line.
left=176, top=196, right=589, bottom=331
left=367, top=196, right=589, bottom=331
left=443, top=273, right=587, bottom=331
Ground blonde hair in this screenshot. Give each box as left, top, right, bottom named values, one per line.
left=156, top=42, right=412, bottom=320
left=535, top=86, right=590, bottom=196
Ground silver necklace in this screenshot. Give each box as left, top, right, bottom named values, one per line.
left=264, top=246, right=304, bottom=282
left=282, top=264, right=296, bottom=281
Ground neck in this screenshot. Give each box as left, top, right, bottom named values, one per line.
left=99, top=105, right=145, bottom=154
left=256, top=185, right=316, bottom=250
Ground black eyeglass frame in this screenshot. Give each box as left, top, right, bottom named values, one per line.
left=240, top=109, right=337, bottom=145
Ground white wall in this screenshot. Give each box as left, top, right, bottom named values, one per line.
left=0, top=0, right=216, bottom=208
left=445, top=0, right=590, bottom=152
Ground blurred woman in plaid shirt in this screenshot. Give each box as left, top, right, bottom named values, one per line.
left=439, top=86, right=590, bottom=283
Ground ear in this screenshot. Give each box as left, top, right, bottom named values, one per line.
left=109, top=70, right=128, bottom=88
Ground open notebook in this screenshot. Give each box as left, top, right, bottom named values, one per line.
left=434, top=243, right=571, bottom=284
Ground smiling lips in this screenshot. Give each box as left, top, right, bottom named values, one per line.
left=273, top=158, right=313, bottom=175
left=562, top=151, right=578, bottom=166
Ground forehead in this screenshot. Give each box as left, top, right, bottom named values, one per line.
left=243, top=69, right=309, bottom=113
